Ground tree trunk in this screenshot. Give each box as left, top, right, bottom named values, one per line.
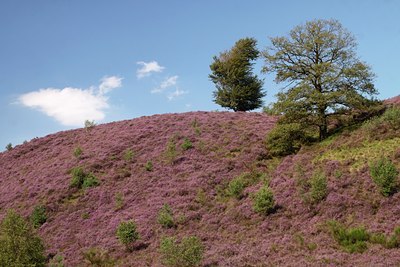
left=318, top=107, right=328, bottom=141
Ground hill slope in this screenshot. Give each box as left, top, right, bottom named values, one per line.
left=1, top=110, right=400, bottom=266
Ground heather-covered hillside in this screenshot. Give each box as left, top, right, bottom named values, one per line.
left=1, top=110, right=400, bottom=266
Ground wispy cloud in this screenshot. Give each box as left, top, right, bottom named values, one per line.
left=167, top=88, right=188, bottom=101
left=136, top=61, right=164, bottom=78
left=19, top=76, right=122, bottom=127
left=151, top=75, right=179, bottom=94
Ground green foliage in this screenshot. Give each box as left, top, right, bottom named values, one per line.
left=253, top=185, right=275, bottom=215
left=114, top=192, right=124, bottom=211
left=226, top=176, right=246, bottom=199
left=263, top=19, right=377, bottom=140
left=370, top=227, right=400, bottom=249
left=48, top=254, right=65, bottom=267
left=116, top=220, right=140, bottom=249
left=266, top=123, right=310, bottom=157
left=309, top=170, right=328, bottom=204
left=327, top=220, right=369, bottom=253
left=181, top=138, right=193, bottom=151
left=381, top=107, right=400, bottom=130
left=165, top=138, right=178, bottom=164
left=70, top=167, right=100, bottom=189
left=157, top=204, right=175, bottom=228
left=84, top=120, right=96, bottom=130
left=209, top=37, right=265, bottom=112
left=160, top=236, right=204, bottom=267
left=5, top=143, right=12, bottom=151
left=369, top=158, right=398, bottom=196
left=30, top=205, right=47, bottom=228
left=73, top=146, right=83, bottom=158
left=0, top=210, right=46, bottom=266
left=145, top=160, right=153, bottom=171
left=123, top=149, right=134, bottom=162
left=82, top=247, right=115, bottom=267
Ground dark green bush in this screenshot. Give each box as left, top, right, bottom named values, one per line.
left=226, top=176, right=246, bottom=199
left=70, top=167, right=100, bottom=189
left=309, top=170, right=328, bottom=204
left=265, top=123, right=309, bottom=157
left=145, top=161, right=153, bottom=171
left=116, top=220, right=140, bottom=250
left=157, top=204, right=175, bottom=228
left=327, top=220, right=369, bottom=253
left=160, top=236, right=204, bottom=267
left=5, top=143, right=12, bottom=151
left=0, top=210, right=46, bottom=266
left=369, top=158, right=398, bottom=196
left=253, top=185, right=275, bottom=215
left=30, top=205, right=47, bottom=228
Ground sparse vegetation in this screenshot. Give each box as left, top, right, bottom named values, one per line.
left=327, top=220, right=369, bottom=253
left=181, top=137, right=193, bottom=150
left=165, top=137, right=178, bottom=164
left=123, top=149, right=134, bottom=162
left=116, top=220, right=140, bottom=250
left=30, top=205, right=47, bottom=228
left=48, top=254, right=65, bottom=267
left=369, top=157, right=399, bottom=196
left=5, top=143, right=12, bottom=151
left=253, top=185, right=275, bottom=215
left=0, top=210, right=46, bottom=266
left=73, top=146, right=83, bottom=158
left=84, top=120, right=96, bottom=130
left=157, top=204, right=175, bottom=228
left=160, top=236, right=204, bottom=267
left=145, top=160, right=153, bottom=171
left=82, top=247, right=115, bottom=266
left=114, top=192, right=124, bottom=211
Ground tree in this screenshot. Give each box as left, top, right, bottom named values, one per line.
left=0, top=210, right=46, bottom=266
left=263, top=19, right=377, bottom=140
left=209, top=38, right=265, bottom=111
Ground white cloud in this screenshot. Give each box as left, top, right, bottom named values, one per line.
left=136, top=61, right=164, bottom=78
left=151, top=75, right=179, bottom=94
left=99, top=76, right=122, bottom=94
left=19, top=76, right=122, bottom=127
left=167, top=88, right=188, bottom=101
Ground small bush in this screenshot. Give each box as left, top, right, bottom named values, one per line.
left=381, top=107, right=400, bottom=130
left=5, top=143, right=12, bottom=151
left=70, top=167, right=100, bottom=189
left=226, top=176, right=246, bottom=199
left=253, top=185, right=275, bottom=215
left=0, top=210, right=46, bottom=266
left=309, top=170, right=328, bottom=204
left=165, top=138, right=178, bottom=164
left=145, top=161, right=153, bottom=171
left=123, top=149, right=134, bottom=162
left=83, top=247, right=115, bottom=267
left=327, top=220, right=369, bottom=253
left=181, top=138, right=193, bottom=150
left=116, top=220, right=140, bottom=249
left=73, top=146, right=83, bottom=158
left=369, top=157, right=399, bottom=196
left=114, top=192, right=124, bottom=211
left=84, top=120, right=96, bottom=130
left=157, top=204, right=175, bottom=228
left=48, top=254, right=65, bottom=267
left=160, top=236, right=204, bottom=267
left=265, top=123, right=309, bottom=157
left=30, top=205, right=47, bottom=228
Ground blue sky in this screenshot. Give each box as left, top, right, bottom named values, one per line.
left=1, top=0, right=399, bottom=150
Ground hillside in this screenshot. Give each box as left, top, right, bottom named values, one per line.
left=1, top=107, right=400, bottom=266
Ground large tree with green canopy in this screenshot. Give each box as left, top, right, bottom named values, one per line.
left=263, top=19, right=378, bottom=140
left=209, top=37, right=265, bottom=112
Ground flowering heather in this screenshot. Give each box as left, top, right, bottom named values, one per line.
left=1, top=111, right=400, bottom=266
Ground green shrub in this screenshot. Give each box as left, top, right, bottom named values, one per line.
left=73, top=146, right=83, bottom=158
left=381, top=107, right=400, bottom=130
left=327, top=220, right=369, bottom=253
left=181, top=138, right=193, bottom=150
left=116, top=220, right=140, bottom=249
left=309, top=170, right=328, bottom=204
left=160, top=236, right=204, bottom=267
left=0, top=210, right=46, bottom=266
left=123, top=149, right=134, bottom=162
left=48, top=254, right=65, bottom=267
left=253, top=185, right=275, bottom=215
left=226, top=176, right=246, bottom=199
left=265, top=123, right=309, bottom=157
left=84, top=120, right=96, bottom=130
left=157, top=204, right=175, bottom=228
left=145, top=161, right=153, bottom=171
left=5, top=143, right=12, bottom=151
left=30, top=205, right=47, bottom=228
left=82, top=247, right=115, bottom=266
left=369, top=158, right=399, bottom=196
left=165, top=138, right=178, bottom=164
left=70, top=167, right=100, bottom=189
